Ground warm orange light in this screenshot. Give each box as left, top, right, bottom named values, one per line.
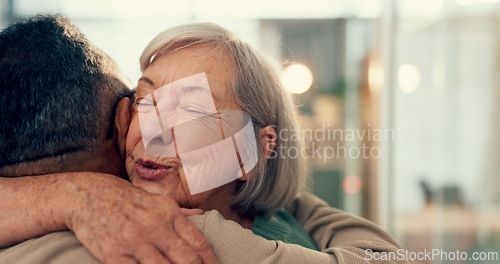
left=343, top=175, right=362, bottom=195
left=282, top=63, right=313, bottom=94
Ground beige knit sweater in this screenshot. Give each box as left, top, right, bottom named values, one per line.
left=0, top=192, right=412, bottom=263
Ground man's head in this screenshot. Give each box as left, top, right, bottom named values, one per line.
left=0, top=14, right=130, bottom=176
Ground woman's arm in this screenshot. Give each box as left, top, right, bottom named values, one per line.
left=189, top=210, right=335, bottom=264
left=0, top=173, right=216, bottom=264
left=185, top=193, right=413, bottom=264
left=287, top=192, right=410, bottom=263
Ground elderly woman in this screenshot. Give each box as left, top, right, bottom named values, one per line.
left=126, top=22, right=314, bottom=248
left=1, top=16, right=407, bottom=264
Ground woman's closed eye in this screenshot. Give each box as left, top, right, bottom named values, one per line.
left=180, top=105, right=218, bottom=117
left=133, top=97, right=156, bottom=113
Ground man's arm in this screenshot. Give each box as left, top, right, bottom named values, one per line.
left=0, top=173, right=217, bottom=264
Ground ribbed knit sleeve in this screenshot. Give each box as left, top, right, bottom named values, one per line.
left=0, top=231, right=98, bottom=264
left=287, top=192, right=414, bottom=264
left=189, top=210, right=336, bottom=264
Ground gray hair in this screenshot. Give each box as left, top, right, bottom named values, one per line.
left=140, top=23, right=307, bottom=217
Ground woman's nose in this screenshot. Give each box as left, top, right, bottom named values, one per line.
left=153, top=127, right=174, bottom=145
left=145, top=130, right=177, bottom=158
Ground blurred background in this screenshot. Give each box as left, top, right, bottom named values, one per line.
left=1, top=0, right=499, bottom=263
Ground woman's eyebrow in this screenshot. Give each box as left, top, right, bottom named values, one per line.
left=180, top=85, right=220, bottom=103
left=138, top=76, right=155, bottom=86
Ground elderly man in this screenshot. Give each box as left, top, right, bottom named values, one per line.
left=0, top=14, right=216, bottom=264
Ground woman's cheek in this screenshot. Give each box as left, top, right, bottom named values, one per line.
left=126, top=118, right=142, bottom=151
left=178, top=168, right=193, bottom=206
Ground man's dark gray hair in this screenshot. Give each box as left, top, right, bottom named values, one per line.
left=0, top=14, right=129, bottom=171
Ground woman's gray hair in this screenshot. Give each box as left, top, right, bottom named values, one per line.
left=140, top=23, right=307, bottom=217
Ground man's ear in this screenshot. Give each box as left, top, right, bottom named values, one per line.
left=259, top=125, right=277, bottom=161
left=115, top=97, right=131, bottom=159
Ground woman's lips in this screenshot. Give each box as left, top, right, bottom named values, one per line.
left=135, top=158, right=180, bottom=181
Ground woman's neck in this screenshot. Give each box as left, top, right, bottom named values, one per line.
left=215, top=206, right=254, bottom=229
left=197, top=182, right=254, bottom=229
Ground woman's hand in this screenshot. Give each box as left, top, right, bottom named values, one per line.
left=0, top=173, right=217, bottom=264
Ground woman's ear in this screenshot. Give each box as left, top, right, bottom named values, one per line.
left=238, top=126, right=276, bottom=182
left=115, top=97, right=131, bottom=159
left=259, top=125, right=277, bottom=161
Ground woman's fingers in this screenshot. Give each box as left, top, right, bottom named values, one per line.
left=181, top=208, right=204, bottom=217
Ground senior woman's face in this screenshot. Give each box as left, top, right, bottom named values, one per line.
left=125, top=45, right=243, bottom=209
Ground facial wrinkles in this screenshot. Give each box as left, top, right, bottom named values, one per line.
left=137, top=73, right=221, bottom=167
left=136, top=76, right=208, bottom=155
left=129, top=47, right=258, bottom=207
left=138, top=73, right=233, bottom=194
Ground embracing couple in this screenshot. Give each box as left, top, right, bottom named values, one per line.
left=0, top=15, right=411, bottom=264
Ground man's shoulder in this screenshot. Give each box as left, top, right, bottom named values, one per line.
left=0, top=231, right=97, bottom=264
